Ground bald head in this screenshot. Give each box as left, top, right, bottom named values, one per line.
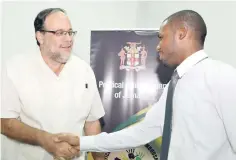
left=164, top=10, right=207, bottom=46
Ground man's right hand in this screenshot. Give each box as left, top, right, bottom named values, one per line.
left=38, top=131, right=80, bottom=159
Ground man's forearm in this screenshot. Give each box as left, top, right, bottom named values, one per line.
left=1, top=118, right=45, bottom=145
left=84, top=120, right=101, bottom=136
left=84, top=120, right=104, bottom=160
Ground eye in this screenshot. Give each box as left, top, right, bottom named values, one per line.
left=55, top=31, right=64, bottom=36
left=68, top=31, right=74, bottom=36
left=158, top=34, right=163, bottom=39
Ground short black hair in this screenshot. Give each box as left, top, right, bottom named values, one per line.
left=165, top=10, right=207, bottom=46
left=34, top=8, right=66, bottom=46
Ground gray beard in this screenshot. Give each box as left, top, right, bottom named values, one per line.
left=51, top=53, right=70, bottom=64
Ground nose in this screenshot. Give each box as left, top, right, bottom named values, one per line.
left=64, top=33, right=73, bottom=42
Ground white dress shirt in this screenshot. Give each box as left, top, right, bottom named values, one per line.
left=1, top=51, right=105, bottom=160
left=80, top=50, right=236, bottom=160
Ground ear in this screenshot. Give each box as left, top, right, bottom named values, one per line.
left=178, top=25, right=188, bottom=40
left=36, top=31, right=44, bottom=45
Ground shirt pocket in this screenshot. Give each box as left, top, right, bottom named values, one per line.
left=73, top=83, right=92, bottom=120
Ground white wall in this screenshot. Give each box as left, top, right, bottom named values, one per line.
left=1, top=1, right=139, bottom=63
left=136, top=1, right=236, bottom=67
left=2, top=1, right=236, bottom=67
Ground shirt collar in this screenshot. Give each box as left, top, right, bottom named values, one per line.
left=36, top=48, right=74, bottom=78
left=176, top=50, right=208, bottom=78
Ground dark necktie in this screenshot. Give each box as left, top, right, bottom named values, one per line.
left=160, top=70, right=179, bottom=160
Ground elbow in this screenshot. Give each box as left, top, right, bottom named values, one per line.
left=128, top=137, right=153, bottom=149
left=130, top=133, right=157, bottom=148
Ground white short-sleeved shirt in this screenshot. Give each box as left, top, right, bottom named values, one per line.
left=1, top=51, right=105, bottom=160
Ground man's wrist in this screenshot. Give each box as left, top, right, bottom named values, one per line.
left=80, top=135, right=96, bottom=152
left=36, top=130, right=48, bottom=146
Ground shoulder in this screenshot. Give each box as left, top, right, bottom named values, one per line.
left=5, top=53, right=37, bottom=71
left=206, top=59, right=236, bottom=75
left=6, top=53, right=32, bottom=63
left=203, top=58, right=236, bottom=85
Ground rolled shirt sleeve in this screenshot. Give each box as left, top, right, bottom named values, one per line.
left=85, top=67, right=105, bottom=122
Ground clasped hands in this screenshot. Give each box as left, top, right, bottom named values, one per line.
left=39, top=132, right=80, bottom=159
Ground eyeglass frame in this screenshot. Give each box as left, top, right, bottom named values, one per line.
left=40, top=29, right=77, bottom=37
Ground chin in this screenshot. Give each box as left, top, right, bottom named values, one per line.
left=160, top=59, right=169, bottom=66
left=62, top=57, right=70, bottom=63
left=61, top=51, right=72, bottom=57
left=56, top=55, right=70, bottom=64
left=162, top=60, right=177, bottom=69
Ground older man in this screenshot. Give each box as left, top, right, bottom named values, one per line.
left=1, top=8, right=105, bottom=160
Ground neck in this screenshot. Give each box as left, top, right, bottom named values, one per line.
left=179, top=43, right=203, bottom=64
left=41, top=53, right=65, bottom=76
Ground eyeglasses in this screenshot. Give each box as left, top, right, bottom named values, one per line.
left=40, top=29, right=77, bottom=37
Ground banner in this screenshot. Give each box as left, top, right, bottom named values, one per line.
left=89, top=30, right=174, bottom=160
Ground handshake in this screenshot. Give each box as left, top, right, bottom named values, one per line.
left=38, top=132, right=81, bottom=159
